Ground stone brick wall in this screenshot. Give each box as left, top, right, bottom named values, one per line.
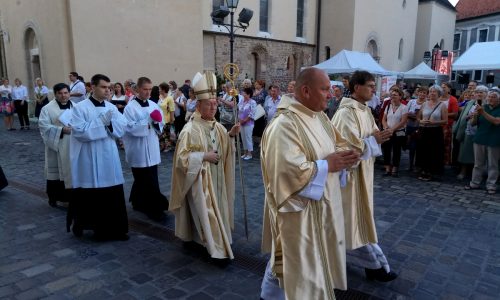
left=206, top=32, right=315, bottom=92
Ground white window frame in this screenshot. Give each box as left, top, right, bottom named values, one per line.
left=453, top=32, right=461, bottom=51
left=478, top=28, right=489, bottom=43
left=451, top=71, right=457, bottom=82
left=473, top=70, right=483, bottom=82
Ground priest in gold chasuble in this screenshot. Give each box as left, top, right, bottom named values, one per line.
left=332, top=71, right=398, bottom=282
left=260, top=68, right=360, bottom=300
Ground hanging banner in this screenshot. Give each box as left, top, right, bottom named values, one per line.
left=434, top=50, right=454, bottom=76
left=381, top=76, right=398, bottom=94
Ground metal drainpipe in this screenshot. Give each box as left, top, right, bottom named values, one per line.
left=315, top=0, right=322, bottom=64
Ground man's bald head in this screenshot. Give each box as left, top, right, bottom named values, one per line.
left=295, top=68, right=328, bottom=95
left=294, top=67, right=332, bottom=112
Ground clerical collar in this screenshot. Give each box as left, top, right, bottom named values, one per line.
left=350, top=95, right=367, bottom=106
left=90, top=96, right=106, bottom=107
left=134, top=97, right=149, bottom=107
left=57, top=100, right=72, bottom=110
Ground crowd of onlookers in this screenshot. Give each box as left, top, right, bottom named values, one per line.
left=1, top=73, right=498, bottom=194
left=357, top=79, right=499, bottom=195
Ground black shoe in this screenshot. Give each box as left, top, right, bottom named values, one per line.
left=365, top=267, right=398, bottom=282
left=48, top=200, right=57, bottom=207
left=211, top=257, right=232, bottom=268
left=391, top=172, right=399, bottom=178
left=72, top=225, right=83, bottom=237
left=382, top=171, right=392, bottom=177
left=93, top=232, right=129, bottom=241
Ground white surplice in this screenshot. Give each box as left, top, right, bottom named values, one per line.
left=38, top=100, right=74, bottom=188
left=70, top=98, right=127, bottom=188
left=122, top=99, right=164, bottom=168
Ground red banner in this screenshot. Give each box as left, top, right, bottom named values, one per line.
left=434, top=50, right=454, bottom=75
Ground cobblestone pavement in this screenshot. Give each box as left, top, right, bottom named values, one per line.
left=1, top=117, right=500, bottom=299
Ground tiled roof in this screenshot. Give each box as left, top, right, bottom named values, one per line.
left=456, top=0, right=500, bottom=20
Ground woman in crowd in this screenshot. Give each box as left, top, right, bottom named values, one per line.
left=150, top=86, right=160, bottom=103
left=218, top=83, right=235, bottom=132
left=173, top=87, right=187, bottom=136
left=185, top=88, right=197, bottom=121
left=250, top=79, right=266, bottom=140
left=455, top=86, right=488, bottom=179
left=34, top=78, right=49, bottom=119
left=440, top=82, right=459, bottom=165
left=158, top=82, right=175, bottom=152
left=111, top=82, right=127, bottom=114
left=406, top=86, right=428, bottom=171
left=465, top=90, right=500, bottom=194
left=458, top=89, right=472, bottom=111
left=0, top=78, right=14, bottom=130
left=416, top=85, right=448, bottom=181
left=238, top=87, right=256, bottom=160
left=85, top=82, right=92, bottom=99
left=124, top=79, right=136, bottom=101
left=12, top=78, right=30, bottom=130
left=381, top=88, right=408, bottom=177
left=168, top=81, right=178, bottom=98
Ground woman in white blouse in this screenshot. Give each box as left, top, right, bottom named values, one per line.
left=0, top=78, right=14, bottom=130
left=34, top=78, right=49, bottom=119
left=12, top=78, right=30, bottom=130
left=381, top=88, right=408, bottom=177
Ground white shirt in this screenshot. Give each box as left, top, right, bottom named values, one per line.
left=34, top=85, right=49, bottom=97
left=69, top=80, right=86, bottom=103
left=12, top=85, right=28, bottom=100
left=0, top=85, right=12, bottom=98
left=122, top=99, right=164, bottom=168
left=385, top=103, right=408, bottom=129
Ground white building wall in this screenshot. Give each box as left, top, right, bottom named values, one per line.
left=352, top=0, right=418, bottom=72
left=68, top=0, right=204, bottom=85
left=414, top=2, right=456, bottom=66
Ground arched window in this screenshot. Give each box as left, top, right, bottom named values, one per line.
left=398, top=38, right=403, bottom=60
left=252, top=52, right=260, bottom=80
left=325, top=46, right=331, bottom=60
left=366, top=39, right=379, bottom=62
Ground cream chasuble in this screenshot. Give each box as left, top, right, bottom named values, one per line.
left=261, top=95, right=349, bottom=300
left=169, top=111, right=236, bottom=259
left=331, top=97, right=379, bottom=249
left=38, top=100, right=73, bottom=188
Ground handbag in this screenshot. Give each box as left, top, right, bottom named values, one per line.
left=253, top=104, right=266, bottom=120
left=219, top=106, right=235, bottom=124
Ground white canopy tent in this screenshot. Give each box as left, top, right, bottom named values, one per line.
left=452, top=41, right=500, bottom=71
left=401, top=62, right=438, bottom=80
left=312, top=49, right=394, bottom=76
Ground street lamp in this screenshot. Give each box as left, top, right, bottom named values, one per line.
left=211, top=0, right=253, bottom=73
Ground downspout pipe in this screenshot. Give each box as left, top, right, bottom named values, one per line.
left=315, top=0, right=322, bottom=64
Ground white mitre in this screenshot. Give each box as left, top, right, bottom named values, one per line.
left=192, top=71, right=217, bottom=101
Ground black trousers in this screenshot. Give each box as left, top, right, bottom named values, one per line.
left=67, top=185, right=128, bottom=236
left=382, top=133, right=405, bottom=168
left=416, top=127, right=444, bottom=175
left=13, top=100, right=30, bottom=127
left=129, top=165, right=169, bottom=217
left=46, top=180, right=70, bottom=203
